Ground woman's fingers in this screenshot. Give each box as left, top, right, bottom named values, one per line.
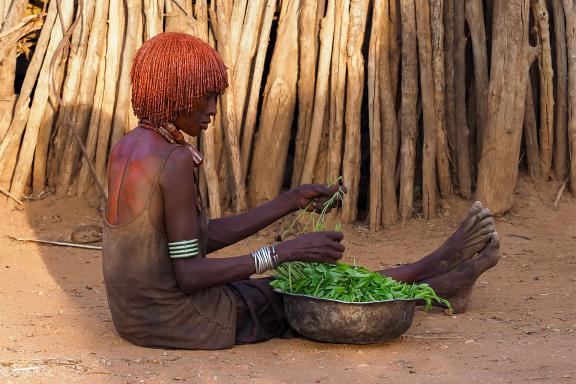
left=323, top=231, right=344, bottom=241
left=322, top=251, right=343, bottom=262
left=325, top=241, right=345, bottom=252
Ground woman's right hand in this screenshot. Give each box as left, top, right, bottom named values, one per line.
left=275, top=231, right=345, bottom=264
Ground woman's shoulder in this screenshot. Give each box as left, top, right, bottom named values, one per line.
left=111, top=128, right=178, bottom=163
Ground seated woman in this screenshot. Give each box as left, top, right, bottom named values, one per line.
left=103, top=32, right=500, bottom=350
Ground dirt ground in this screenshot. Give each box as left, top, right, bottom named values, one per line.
left=0, top=176, right=575, bottom=384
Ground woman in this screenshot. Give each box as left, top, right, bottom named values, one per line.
left=104, top=32, right=500, bottom=350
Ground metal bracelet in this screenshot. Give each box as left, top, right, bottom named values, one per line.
left=251, top=245, right=279, bottom=274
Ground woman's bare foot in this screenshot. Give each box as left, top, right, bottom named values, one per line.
left=422, top=233, right=501, bottom=313
left=414, top=201, right=496, bottom=279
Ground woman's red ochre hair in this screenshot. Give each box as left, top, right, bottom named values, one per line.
left=130, top=32, right=228, bottom=125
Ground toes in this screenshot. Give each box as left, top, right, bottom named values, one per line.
left=475, top=234, right=501, bottom=270
left=469, top=201, right=484, bottom=213
left=475, top=207, right=492, bottom=223
left=460, top=202, right=485, bottom=230
left=467, top=201, right=484, bottom=218
left=487, top=232, right=501, bottom=249
left=477, top=216, right=494, bottom=228
left=476, top=225, right=496, bottom=237
left=466, top=233, right=493, bottom=248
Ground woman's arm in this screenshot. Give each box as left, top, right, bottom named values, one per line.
left=206, top=191, right=297, bottom=252
left=161, top=148, right=344, bottom=293
left=207, top=184, right=342, bottom=253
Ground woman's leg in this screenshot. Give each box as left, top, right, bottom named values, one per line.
left=377, top=233, right=501, bottom=313
left=377, top=201, right=496, bottom=283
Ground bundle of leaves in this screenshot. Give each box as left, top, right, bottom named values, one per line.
left=270, top=261, right=451, bottom=310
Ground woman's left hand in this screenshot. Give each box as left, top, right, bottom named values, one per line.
left=292, top=183, right=347, bottom=213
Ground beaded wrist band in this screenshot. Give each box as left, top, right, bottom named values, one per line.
left=251, top=245, right=279, bottom=274
left=168, top=239, right=199, bottom=259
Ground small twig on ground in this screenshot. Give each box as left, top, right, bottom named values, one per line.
left=0, top=187, right=23, bottom=205
left=403, top=335, right=464, bottom=340
left=8, top=236, right=102, bottom=250
left=506, top=234, right=532, bottom=241
left=553, top=178, right=569, bottom=209
left=11, top=366, right=41, bottom=372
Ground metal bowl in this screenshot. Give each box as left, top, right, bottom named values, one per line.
left=278, top=291, right=417, bottom=344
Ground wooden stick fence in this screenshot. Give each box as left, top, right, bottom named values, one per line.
left=1, top=0, right=575, bottom=229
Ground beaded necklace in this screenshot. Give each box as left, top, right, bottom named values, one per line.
left=139, top=119, right=203, bottom=166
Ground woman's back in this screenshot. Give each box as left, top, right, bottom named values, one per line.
left=106, top=128, right=170, bottom=227
left=103, top=129, right=237, bottom=350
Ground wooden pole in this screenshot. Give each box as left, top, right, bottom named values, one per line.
left=77, top=22, right=108, bottom=196
left=563, top=0, right=576, bottom=194
left=524, top=79, right=541, bottom=181
left=443, top=0, right=457, bottom=160
left=465, top=0, right=489, bottom=164
left=388, top=0, right=401, bottom=105
left=0, top=0, right=27, bottom=140
left=59, top=0, right=109, bottom=194
left=327, top=0, right=349, bottom=182
left=552, top=0, right=569, bottom=179
left=143, top=0, right=163, bottom=39
left=0, top=0, right=57, bottom=190
left=291, top=0, right=318, bottom=187
left=398, top=0, right=419, bottom=224
left=165, top=0, right=193, bottom=33
left=32, top=44, right=66, bottom=194
left=416, top=0, right=437, bottom=220
left=454, top=0, right=471, bottom=198
left=126, top=3, right=143, bottom=133
left=342, top=0, right=369, bottom=223
left=48, top=1, right=95, bottom=190
left=531, top=0, right=554, bottom=178
left=240, top=0, right=275, bottom=179
left=379, top=0, right=399, bottom=227
left=476, top=0, right=532, bottom=213
left=7, top=0, right=75, bottom=202
left=431, top=0, right=452, bottom=197
left=210, top=0, right=248, bottom=212
left=110, top=0, right=141, bottom=147
left=232, top=0, right=265, bottom=134
left=367, top=0, right=384, bottom=230
left=248, top=0, right=299, bottom=206
left=300, top=1, right=335, bottom=185
left=94, top=0, right=125, bottom=189
left=193, top=0, right=222, bottom=218
left=228, top=0, right=247, bottom=62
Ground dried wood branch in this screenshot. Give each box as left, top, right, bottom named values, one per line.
left=379, top=0, right=399, bottom=227
left=291, top=0, right=318, bottom=187
left=248, top=0, right=299, bottom=206
left=552, top=0, right=569, bottom=179
left=300, top=1, right=335, bottom=185
left=399, top=0, right=419, bottom=223
left=531, top=0, right=554, bottom=178
left=416, top=0, right=438, bottom=219
left=342, top=0, right=369, bottom=223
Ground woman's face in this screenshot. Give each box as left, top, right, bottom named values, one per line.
left=175, top=93, right=218, bottom=137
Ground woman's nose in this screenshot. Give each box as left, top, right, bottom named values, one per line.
left=207, top=97, right=217, bottom=116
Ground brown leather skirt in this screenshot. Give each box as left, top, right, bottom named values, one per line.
left=227, top=277, right=297, bottom=344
